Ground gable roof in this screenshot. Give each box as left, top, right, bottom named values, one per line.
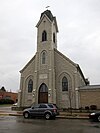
left=54, top=49, right=87, bottom=84
left=40, top=10, right=54, bottom=21
left=54, top=48, right=77, bottom=67
left=76, top=64, right=88, bottom=85
left=20, top=54, right=36, bottom=73
left=36, top=10, right=58, bottom=32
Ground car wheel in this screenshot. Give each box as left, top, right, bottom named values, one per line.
left=24, top=112, right=30, bottom=119
left=45, top=113, right=51, bottom=120
left=97, top=116, right=100, bottom=122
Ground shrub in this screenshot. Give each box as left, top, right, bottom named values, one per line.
left=90, top=105, right=97, bottom=110
left=85, top=106, right=89, bottom=110
left=79, top=107, right=84, bottom=110
left=0, top=99, right=14, bottom=104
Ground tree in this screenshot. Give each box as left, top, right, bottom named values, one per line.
left=0, top=86, right=6, bottom=92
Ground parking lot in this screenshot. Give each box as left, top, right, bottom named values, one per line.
left=0, top=116, right=100, bottom=133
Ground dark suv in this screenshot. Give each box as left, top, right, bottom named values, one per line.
left=23, top=103, right=59, bottom=120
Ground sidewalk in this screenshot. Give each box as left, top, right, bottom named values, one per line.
left=0, top=110, right=89, bottom=119
left=0, top=110, right=22, bottom=116
left=57, top=112, right=89, bottom=119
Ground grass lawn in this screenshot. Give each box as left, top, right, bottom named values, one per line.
left=0, top=104, right=13, bottom=107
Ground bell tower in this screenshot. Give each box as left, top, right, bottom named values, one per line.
left=36, top=10, right=58, bottom=52
left=35, top=10, right=58, bottom=104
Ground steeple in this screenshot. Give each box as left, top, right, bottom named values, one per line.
left=37, top=10, right=58, bottom=32
left=35, top=10, right=58, bottom=104
left=36, top=10, right=58, bottom=51
left=40, top=10, right=54, bottom=21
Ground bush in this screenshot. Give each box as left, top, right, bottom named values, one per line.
left=85, top=106, right=89, bottom=110
left=0, top=99, right=14, bottom=104
left=79, top=107, right=84, bottom=110
left=90, top=105, right=97, bottom=110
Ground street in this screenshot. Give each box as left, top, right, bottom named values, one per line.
left=0, top=116, right=100, bottom=133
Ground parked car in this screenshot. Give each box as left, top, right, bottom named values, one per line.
left=23, top=103, right=59, bottom=120
left=13, top=103, right=18, bottom=106
left=89, top=111, right=100, bottom=122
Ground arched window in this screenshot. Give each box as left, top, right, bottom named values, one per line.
left=42, top=30, right=47, bottom=41
left=62, top=76, right=68, bottom=91
left=42, top=51, right=46, bottom=64
left=28, top=79, right=33, bottom=93
left=53, top=33, right=55, bottom=43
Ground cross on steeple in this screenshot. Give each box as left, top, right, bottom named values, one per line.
left=45, top=6, right=50, bottom=9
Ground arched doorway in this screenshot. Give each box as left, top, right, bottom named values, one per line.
left=38, top=83, right=48, bottom=103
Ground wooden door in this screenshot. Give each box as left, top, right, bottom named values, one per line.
left=39, top=92, right=48, bottom=103
left=38, top=83, right=48, bottom=103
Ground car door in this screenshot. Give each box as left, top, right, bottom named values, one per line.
left=30, top=104, right=40, bottom=117
left=38, top=104, right=47, bottom=116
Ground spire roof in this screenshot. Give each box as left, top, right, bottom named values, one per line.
left=36, top=10, right=58, bottom=32
left=40, top=10, right=54, bottom=21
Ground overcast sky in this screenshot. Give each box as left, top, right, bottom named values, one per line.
left=0, top=0, right=100, bottom=92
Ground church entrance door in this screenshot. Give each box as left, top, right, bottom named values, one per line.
left=38, top=83, right=48, bottom=103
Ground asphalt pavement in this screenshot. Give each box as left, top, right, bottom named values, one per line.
left=0, top=116, right=100, bottom=133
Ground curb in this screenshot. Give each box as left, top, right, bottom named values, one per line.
left=56, top=115, right=89, bottom=119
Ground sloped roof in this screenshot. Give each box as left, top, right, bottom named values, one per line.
left=40, top=10, right=54, bottom=21
left=36, top=10, right=58, bottom=32
left=20, top=54, right=36, bottom=73
left=54, top=48, right=77, bottom=67
left=54, top=49, right=87, bottom=84
left=80, top=85, right=100, bottom=90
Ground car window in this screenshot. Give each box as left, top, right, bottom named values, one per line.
left=48, top=104, right=54, bottom=108
left=39, top=104, right=47, bottom=108
left=32, top=104, right=39, bottom=109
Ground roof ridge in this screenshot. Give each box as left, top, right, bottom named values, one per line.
left=20, top=54, right=36, bottom=73
left=54, top=48, right=76, bottom=67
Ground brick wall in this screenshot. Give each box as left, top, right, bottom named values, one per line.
left=79, top=89, right=100, bottom=109
left=0, top=91, right=18, bottom=103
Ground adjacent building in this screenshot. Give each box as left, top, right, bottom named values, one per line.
left=79, top=85, right=100, bottom=109
left=0, top=91, right=18, bottom=103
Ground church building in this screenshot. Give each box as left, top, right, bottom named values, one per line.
left=18, top=10, right=100, bottom=109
